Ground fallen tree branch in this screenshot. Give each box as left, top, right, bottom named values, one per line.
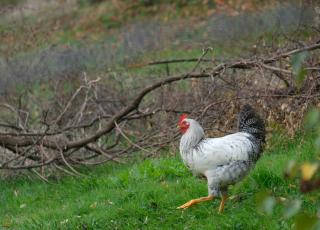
left=1, top=42, right=319, bottom=150
left=1, top=42, right=320, bottom=171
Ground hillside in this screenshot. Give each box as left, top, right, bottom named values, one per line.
left=1, top=1, right=320, bottom=229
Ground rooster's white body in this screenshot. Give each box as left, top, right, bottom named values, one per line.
left=181, top=132, right=253, bottom=175
left=177, top=105, right=265, bottom=210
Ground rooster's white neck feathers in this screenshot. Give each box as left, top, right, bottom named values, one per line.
left=180, top=119, right=205, bottom=153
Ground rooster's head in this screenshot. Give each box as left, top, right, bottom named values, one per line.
left=178, top=114, right=190, bottom=134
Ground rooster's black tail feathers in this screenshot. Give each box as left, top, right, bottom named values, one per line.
left=238, top=105, right=265, bottom=143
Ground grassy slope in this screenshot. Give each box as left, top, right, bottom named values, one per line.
left=1, top=133, right=319, bottom=229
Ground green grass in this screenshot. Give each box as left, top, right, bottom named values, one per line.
left=1, top=133, right=320, bottom=229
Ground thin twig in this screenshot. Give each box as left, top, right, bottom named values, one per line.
left=114, top=121, right=154, bottom=155
left=31, top=168, right=50, bottom=183
left=85, top=144, right=123, bottom=163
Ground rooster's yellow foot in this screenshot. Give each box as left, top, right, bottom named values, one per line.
left=177, top=195, right=214, bottom=209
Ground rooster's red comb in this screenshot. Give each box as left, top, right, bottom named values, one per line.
left=179, top=114, right=188, bottom=123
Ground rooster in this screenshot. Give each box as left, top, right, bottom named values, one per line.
left=177, top=105, right=265, bottom=213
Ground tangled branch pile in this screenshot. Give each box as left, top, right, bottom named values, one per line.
left=0, top=42, right=319, bottom=178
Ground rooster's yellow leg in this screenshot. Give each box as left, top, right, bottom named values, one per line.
left=218, top=194, right=228, bottom=213
left=177, top=195, right=214, bottom=209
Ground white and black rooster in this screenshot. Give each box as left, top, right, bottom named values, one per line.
left=177, top=105, right=265, bottom=213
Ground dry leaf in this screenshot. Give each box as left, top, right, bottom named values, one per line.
left=90, top=202, right=97, bottom=209
left=60, top=219, right=69, bottom=224
left=301, top=163, right=318, bottom=181
left=108, top=200, right=114, bottom=205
